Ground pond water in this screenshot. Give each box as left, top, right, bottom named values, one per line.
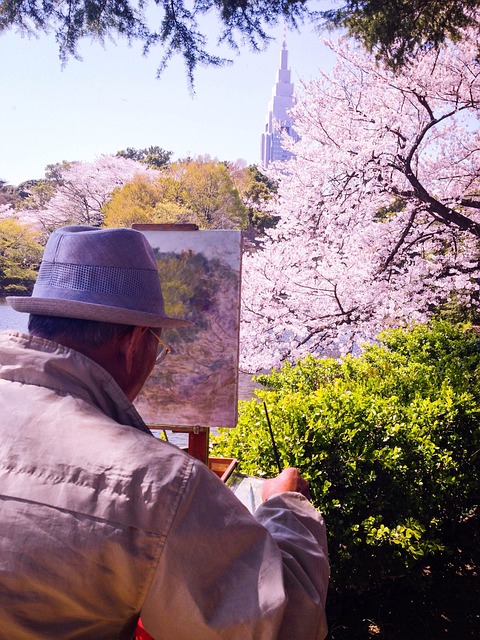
left=0, top=299, right=28, bottom=332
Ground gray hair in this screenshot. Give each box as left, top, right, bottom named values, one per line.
left=28, top=314, right=135, bottom=347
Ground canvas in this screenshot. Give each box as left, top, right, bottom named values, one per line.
left=134, top=229, right=242, bottom=429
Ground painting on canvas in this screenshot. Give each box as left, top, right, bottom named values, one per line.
left=134, top=228, right=242, bottom=428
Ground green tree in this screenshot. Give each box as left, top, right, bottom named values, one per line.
left=103, top=176, right=163, bottom=228
left=103, top=158, right=248, bottom=230
left=15, top=163, right=75, bottom=224
left=241, top=164, right=278, bottom=233
left=212, top=161, right=278, bottom=235
left=103, top=175, right=194, bottom=227
left=322, top=0, right=480, bottom=68
left=116, top=146, right=173, bottom=170
left=0, top=181, right=21, bottom=208
left=0, top=0, right=313, bottom=83
left=0, top=219, right=43, bottom=295
left=15, top=178, right=58, bottom=214
left=177, top=158, right=248, bottom=229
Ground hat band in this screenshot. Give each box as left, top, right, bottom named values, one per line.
left=36, top=262, right=160, bottom=300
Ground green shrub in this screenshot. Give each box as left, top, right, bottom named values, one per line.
left=212, top=321, right=480, bottom=589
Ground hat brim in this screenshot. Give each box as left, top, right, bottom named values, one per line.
left=6, top=297, right=193, bottom=329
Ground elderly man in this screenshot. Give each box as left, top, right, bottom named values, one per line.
left=0, top=225, right=329, bottom=639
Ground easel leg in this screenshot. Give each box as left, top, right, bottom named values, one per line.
left=188, top=427, right=209, bottom=465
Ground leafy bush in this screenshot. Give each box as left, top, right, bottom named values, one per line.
left=212, top=321, right=480, bottom=589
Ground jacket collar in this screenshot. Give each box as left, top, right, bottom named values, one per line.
left=0, top=331, right=152, bottom=435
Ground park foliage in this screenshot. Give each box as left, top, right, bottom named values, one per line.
left=0, top=153, right=274, bottom=294
left=0, top=219, right=43, bottom=295
left=103, top=157, right=249, bottom=230
left=212, top=320, right=480, bottom=591
left=2, top=153, right=270, bottom=234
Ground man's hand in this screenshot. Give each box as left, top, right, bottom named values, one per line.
left=262, top=468, right=311, bottom=502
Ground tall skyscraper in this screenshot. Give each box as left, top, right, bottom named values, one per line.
left=260, top=39, right=299, bottom=168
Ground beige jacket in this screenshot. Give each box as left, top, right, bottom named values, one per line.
left=0, top=331, right=329, bottom=640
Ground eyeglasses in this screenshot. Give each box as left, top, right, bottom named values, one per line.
left=148, top=329, right=171, bottom=364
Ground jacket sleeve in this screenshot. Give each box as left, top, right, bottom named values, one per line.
left=140, top=460, right=329, bottom=640
left=254, top=492, right=329, bottom=639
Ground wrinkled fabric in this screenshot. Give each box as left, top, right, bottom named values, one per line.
left=0, top=331, right=329, bottom=639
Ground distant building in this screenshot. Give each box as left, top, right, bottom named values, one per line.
left=260, top=40, right=299, bottom=169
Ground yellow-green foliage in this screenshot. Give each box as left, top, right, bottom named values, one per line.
left=103, top=159, right=248, bottom=230
left=0, top=219, right=43, bottom=295
left=212, top=321, right=480, bottom=588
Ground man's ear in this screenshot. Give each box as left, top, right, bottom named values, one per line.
left=120, top=326, right=147, bottom=374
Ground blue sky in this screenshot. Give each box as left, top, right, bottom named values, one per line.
left=0, top=16, right=337, bottom=186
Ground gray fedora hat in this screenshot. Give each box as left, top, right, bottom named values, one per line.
left=7, top=226, right=191, bottom=328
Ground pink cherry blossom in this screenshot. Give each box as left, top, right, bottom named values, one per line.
left=241, top=28, right=480, bottom=371
left=25, top=156, right=155, bottom=230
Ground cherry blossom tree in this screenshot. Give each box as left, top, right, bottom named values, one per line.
left=241, top=28, right=480, bottom=371
left=0, top=203, right=14, bottom=220
left=20, top=156, right=154, bottom=231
